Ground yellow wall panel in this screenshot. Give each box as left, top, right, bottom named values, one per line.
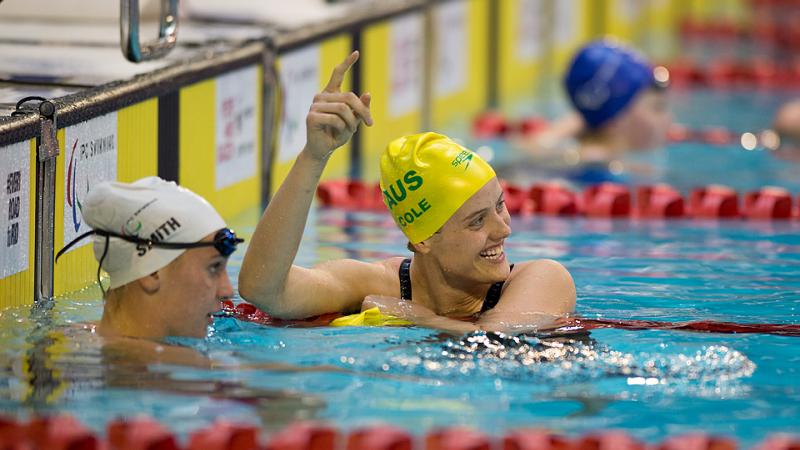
left=271, top=35, right=353, bottom=194
left=318, top=36, right=353, bottom=183
left=431, top=0, right=489, bottom=130
left=117, top=98, right=158, bottom=182
left=497, top=0, right=546, bottom=109
left=0, top=139, right=37, bottom=308
left=551, top=0, right=595, bottom=77
left=180, top=66, right=262, bottom=221
left=361, top=17, right=424, bottom=182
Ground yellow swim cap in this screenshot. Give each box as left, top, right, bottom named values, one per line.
left=380, top=132, right=496, bottom=244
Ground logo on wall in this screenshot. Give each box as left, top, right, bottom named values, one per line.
left=62, top=113, right=118, bottom=254
left=66, top=139, right=88, bottom=233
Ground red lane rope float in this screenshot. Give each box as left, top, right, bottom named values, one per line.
left=108, top=416, right=179, bottom=450
left=347, top=425, right=413, bottom=450
left=1, top=415, right=799, bottom=450
left=504, top=429, right=573, bottom=450
left=264, top=422, right=338, bottom=450
left=221, top=301, right=800, bottom=338
left=568, top=318, right=800, bottom=338
left=472, top=111, right=782, bottom=150
left=657, top=434, right=738, bottom=450
left=187, top=421, right=260, bottom=450
left=680, top=16, right=800, bottom=53
left=27, top=415, right=99, bottom=450
left=667, top=58, right=800, bottom=89
left=317, top=181, right=799, bottom=221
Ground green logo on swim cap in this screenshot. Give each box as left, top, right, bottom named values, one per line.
left=451, top=150, right=474, bottom=171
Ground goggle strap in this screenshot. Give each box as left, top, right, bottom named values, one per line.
left=55, top=229, right=244, bottom=263
left=55, top=229, right=97, bottom=262
left=97, top=234, right=110, bottom=297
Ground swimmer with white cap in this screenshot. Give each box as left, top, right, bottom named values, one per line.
left=57, top=176, right=242, bottom=341
left=239, top=52, right=575, bottom=334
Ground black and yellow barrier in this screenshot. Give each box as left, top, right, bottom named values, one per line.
left=0, top=39, right=269, bottom=300
left=50, top=42, right=267, bottom=296
left=0, top=115, right=39, bottom=309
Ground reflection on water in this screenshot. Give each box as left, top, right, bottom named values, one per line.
left=351, top=332, right=755, bottom=398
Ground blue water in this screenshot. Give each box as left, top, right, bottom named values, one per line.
left=1, top=208, right=798, bottom=447
left=1, top=89, right=800, bottom=447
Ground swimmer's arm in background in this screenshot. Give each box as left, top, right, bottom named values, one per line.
left=477, top=259, right=576, bottom=333
left=511, top=112, right=584, bottom=160
left=238, top=51, right=373, bottom=319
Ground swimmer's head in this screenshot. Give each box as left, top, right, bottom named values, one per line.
left=770, top=99, right=800, bottom=161
left=77, top=176, right=234, bottom=290
left=380, top=132, right=496, bottom=244
left=565, top=39, right=668, bottom=131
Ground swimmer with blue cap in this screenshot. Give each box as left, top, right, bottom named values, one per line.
left=240, top=52, right=576, bottom=334
left=519, top=39, right=671, bottom=184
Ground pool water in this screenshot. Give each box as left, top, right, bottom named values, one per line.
left=1, top=207, right=798, bottom=447
left=1, top=87, right=799, bottom=447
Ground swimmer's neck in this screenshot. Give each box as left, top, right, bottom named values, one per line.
left=99, top=287, right=170, bottom=340
left=578, top=128, right=629, bottom=162
left=408, top=256, right=491, bottom=317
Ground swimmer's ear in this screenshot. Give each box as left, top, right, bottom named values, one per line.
left=409, top=240, right=432, bottom=255
left=137, top=271, right=161, bottom=294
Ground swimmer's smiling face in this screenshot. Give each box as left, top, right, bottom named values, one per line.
left=419, top=178, right=512, bottom=285
left=157, top=231, right=233, bottom=338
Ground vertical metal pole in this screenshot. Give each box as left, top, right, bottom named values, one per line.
left=348, top=30, right=363, bottom=181
left=421, top=3, right=434, bottom=131
left=34, top=102, right=57, bottom=303
left=261, top=45, right=278, bottom=206
left=487, top=0, right=500, bottom=109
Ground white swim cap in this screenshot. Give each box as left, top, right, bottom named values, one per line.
left=81, top=176, right=225, bottom=289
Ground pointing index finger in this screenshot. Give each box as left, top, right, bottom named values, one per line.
left=323, top=50, right=359, bottom=93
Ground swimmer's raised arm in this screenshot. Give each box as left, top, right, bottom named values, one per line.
left=239, top=51, right=375, bottom=318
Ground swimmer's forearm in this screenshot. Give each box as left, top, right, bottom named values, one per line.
left=476, top=312, right=562, bottom=334
left=410, top=315, right=482, bottom=335
left=239, top=149, right=328, bottom=306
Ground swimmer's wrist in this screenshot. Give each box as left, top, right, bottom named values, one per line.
left=299, top=145, right=332, bottom=166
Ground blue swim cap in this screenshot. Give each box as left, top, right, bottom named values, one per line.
left=564, top=40, right=656, bottom=129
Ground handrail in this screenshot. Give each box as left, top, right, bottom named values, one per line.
left=120, top=0, right=179, bottom=62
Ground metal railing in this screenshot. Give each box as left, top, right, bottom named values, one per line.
left=120, top=0, right=179, bottom=62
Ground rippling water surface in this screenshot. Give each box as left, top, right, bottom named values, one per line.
left=1, top=208, right=798, bottom=447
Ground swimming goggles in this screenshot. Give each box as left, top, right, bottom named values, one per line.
left=56, top=227, right=244, bottom=262
left=56, top=227, right=243, bottom=296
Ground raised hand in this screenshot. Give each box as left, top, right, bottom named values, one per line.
left=304, top=51, right=373, bottom=161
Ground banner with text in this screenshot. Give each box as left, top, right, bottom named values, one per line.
left=0, top=141, right=30, bottom=279
left=277, top=45, right=321, bottom=164
left=62, top=112, right=118, bottom=252
left=215, top=66, right=259, bottom=190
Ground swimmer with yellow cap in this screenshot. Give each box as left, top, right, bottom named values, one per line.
left=240, top=52, right=575, bottom=334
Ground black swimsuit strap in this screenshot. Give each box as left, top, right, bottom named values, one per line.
left=399, top=258, right=413, bottom=300
left=481, top=263, right=514, bottom=313
left=398, top=258, right=514, bottom=312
